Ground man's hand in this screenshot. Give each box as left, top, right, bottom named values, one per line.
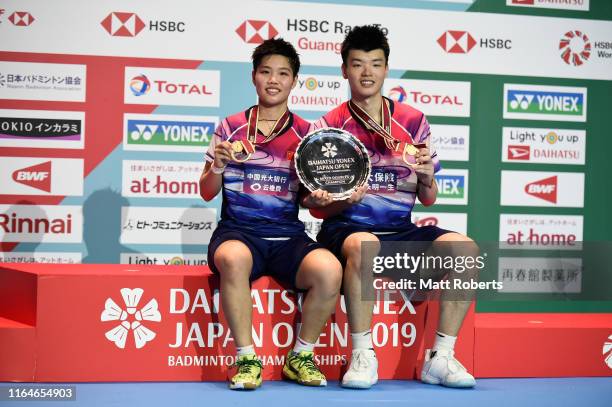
left=346, top=184, right=368, bottom=204
left=304, top=189, right=334, bottom=208
left=413, top=146, right=434, bottom=187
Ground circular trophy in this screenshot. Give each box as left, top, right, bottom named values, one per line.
left=295, top=128, right=371, bottom=200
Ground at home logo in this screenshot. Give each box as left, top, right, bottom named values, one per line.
left=12, top=161, right=51, bottom=192
left=525, top=176, right=557, bottom=203
left=101, top=288, right=161, bottom=349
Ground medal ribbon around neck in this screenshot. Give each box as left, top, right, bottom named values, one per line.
left=230, top=106, right=291, bottom=162
left=348, top=99, right=422, bottom=166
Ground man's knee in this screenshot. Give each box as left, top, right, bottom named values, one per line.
left=298, top=249, right=342, bottom=295
left=214, top=240, right=253, bottom=280
left=341, top=232, right=380, bottom=268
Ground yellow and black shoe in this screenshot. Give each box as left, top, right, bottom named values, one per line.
left=282, top=350, right=327, bottom=387
left=229, top=354, right=263, bottom=390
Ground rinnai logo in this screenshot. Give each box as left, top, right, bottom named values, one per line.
left=437, top=31, right=476, bottom=53
left=512, top=0, right=533, bottom=4
left=236, top=20, right=278, bottom=44
left=101, top=288, right=161, bottom=349
left=604, top=335, right=612, bottom=369
left=559, top=31, right=591, bottom=66
left=11, top=161, right=51, bottom=192
left=9, top=11, right=35, bottom=26
left=508, top=145, right=530, bottom=160
left=525, top=176, right=557, bottom=203
left=101, top=12, right=145, bottom=37
left=415, top=216, right=439, bottom=227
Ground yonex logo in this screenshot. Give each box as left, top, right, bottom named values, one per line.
left=235, top=20, right=278, bottom=44
left=130, top=124, right=159, bottom=141
left=507, top=90, right=583, bottom=115
left=559, top=30, right=591, bottom=66
left=435, top=175, right=465, bottom=198
left=9, top=11, right=35, bottom=26
left=101, top=12, right=145, bottom=37
left=525, top=176, right=557, bottom=203
left=12, top=161, right=51, bottom=192
left=508, top=145, right=530, bottom=160
left=437, top=31, right=476, bottom=54
left=322, top=142, right=338, bottom=158
left=101, top=288, right=161, bottom=349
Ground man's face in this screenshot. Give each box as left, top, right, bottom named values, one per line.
left=252, top=54, right=297, bottom=108
left=342, top=49, right=388, bottom=100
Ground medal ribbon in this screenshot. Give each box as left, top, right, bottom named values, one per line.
left=348, top=99, right=415, bottom=156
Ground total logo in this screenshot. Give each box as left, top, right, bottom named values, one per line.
left=8, top=11, right=35, bottom=26
left=525, top=176, right=557, bottom=203
left=503, top=84, right=587, bottom=122
left=101, top=288, right=161, bottom=349
left=559, top=30, right=591, bottom=66
left=11, top=161, right=51, bottom=192
left=101, top=11, right=185, bottom=37
left=437, top=30, right=511, bottom=54
left=385, top=79, right=471, bottom=118
left=235, top=20, right=278, bottom=44
left=129, top=74, right=212, bottom=96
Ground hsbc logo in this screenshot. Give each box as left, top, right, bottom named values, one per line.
left=525, top=176, right=557, bottom=203
left=101, top=12, right=145, bottom=37
left=9, top=11, right=35, bottom=27
left=437, top=30, right=511, bottom=53
left=12, top=161, right=51, bottom=192
left=508, top=145, right=530, bottom=160
left=236, top=20, right=278, bottom=44
left=101, top=12, right=185, bottom=37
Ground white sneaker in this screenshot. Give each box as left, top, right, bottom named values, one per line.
left=342, top=349, right=378, bottom=389
left=421, top=348, right=476, bottom=388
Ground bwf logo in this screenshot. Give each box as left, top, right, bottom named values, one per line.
left=12, top=161, right=51, bottom=192
left=101, top=288, right=161, bottom=349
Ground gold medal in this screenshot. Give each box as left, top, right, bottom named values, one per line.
left=405, top=144, right=419, bottom=156
left=231, top=141, right=243, bottom=153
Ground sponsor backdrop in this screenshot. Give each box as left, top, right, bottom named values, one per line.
left=1, top=0, right=611, bottom=318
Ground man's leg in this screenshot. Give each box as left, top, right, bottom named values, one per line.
left=340, top=232, right=380, bottom=389
left=214, top=240, right=262, bottom=390
left=421, top=232, right=478, bottom=388
left=282, top=248, right=342, bottom=387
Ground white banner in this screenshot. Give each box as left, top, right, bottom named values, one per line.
left=0, top=204, right=83, bottom=243
left=502, top=127, right=586, bottom=165
left=0, top=157, right=83, bottom=196
left=499, top=213, right=583, bottom=250
left=122, top=160, right=202, bottom=199
left=500, top=171, right=584, bottom=208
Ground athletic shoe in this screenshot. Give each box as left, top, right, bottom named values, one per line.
left=342, top=349, right=378, bottom=389
left=421, top=348, right=476, bottom=388
left=282, top=350, right=327, bottom=386
left=229, top=354, right=263, bottom=390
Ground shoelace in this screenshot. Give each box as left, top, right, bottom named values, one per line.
left=292, top=353, right=321, bottom=375
left=351, top=350, right=371, bottom=371
left=235, top=357, right=262, bottom=375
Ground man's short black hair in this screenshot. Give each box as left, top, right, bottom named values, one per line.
left=252, top=38, right=300, bottom=77
left=341, top=25, right=390, bottom=65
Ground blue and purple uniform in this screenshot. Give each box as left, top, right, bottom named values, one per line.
left=311, top=98, right=452, bottom=258
left=205, top=106, right=321, bottom=287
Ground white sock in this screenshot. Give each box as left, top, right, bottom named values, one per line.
left=292, top=336, right=316, bottom=354
left=351, top=330, right=373, bottom=350
left=236, top=344, right=255, bottom=358
left=432, top=331, right=457, bottom=354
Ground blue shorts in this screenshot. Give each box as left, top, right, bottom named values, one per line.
left=317, top=222, right=453, bottom=264
left=207, top=226, right=323, bottom=290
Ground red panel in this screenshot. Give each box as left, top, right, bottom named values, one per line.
left=0, top=266, right=37, bottom=325
left=0, top=317, right=36, bottom=381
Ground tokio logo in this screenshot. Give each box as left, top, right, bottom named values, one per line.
left=12, top=161, right=51, bottom=192
left=508, top=145, right=530, bottom=160
left=437, top=31, right=476, bottom=54
left=9, top=11, right=35, bottom=26
left=129, top=74, right=151, bottom=96
left=235, top=20, right=278, bottom=44
left=559, top=30, right=591, bottom=66
left=101, top=12, right=145, bottom=37
left=525, top=175, right=557, bottom=203
left=101, top=288, right=162, bottom=349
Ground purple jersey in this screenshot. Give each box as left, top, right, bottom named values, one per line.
left=205, top=107, right=310, bottom=237
left=312, top=98, right=441, bottom=229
